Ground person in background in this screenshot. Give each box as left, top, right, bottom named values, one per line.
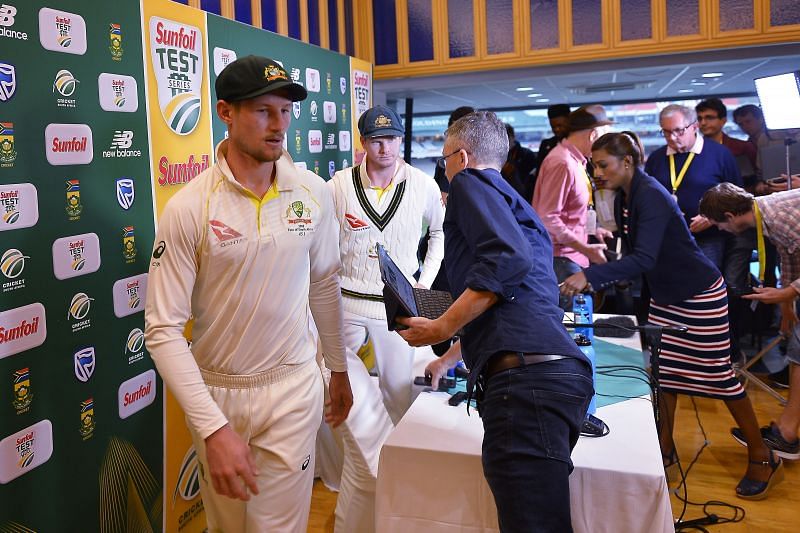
left=700, top=183, right=800, bottom=461
left=502, top=122, right=538, bottom=201
left=561, top=132, right=782, bottom=500
left=398, top=110, right=592, bottom=532
left=532, top=104, right=613, bottom=309
left=534, top=103, right=572, bottom=184
left=696, top=98, right=757, bottom=366
left=327, top=104, right=445, bottom=532
left=144, top=55, right=352, bottom=532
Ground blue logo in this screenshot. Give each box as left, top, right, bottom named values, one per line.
left=0, top=62, right=17, bottom=102
left=74, top=346, right=96, bottom=382
left=328, top=160, right=336, bottom=178
left=115, top=178, right=134, bottom=210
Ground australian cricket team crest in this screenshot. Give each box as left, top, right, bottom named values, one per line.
left=65, top=179, right=82, bottom=220
left=122, top=225, right=136, bottom=262
left=109, top=23, right=123, bottom=60
left=149, top=17, right=203, bottom=135
left=285, top=200, right=315, bottom=235
left=0, top=122, right=16, bottom=166
left=13, top=368, right=32, bottom=414
left=264, top=64, right=288, bottom=82
left=116, top=178, right=135, bottom=210
left=79, top=398, right=95, bottom=439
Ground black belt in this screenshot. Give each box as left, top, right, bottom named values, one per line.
left=485, top=352, right=567, bottom=379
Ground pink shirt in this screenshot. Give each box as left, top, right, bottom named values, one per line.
left=532, top=139, right=590, bottom=267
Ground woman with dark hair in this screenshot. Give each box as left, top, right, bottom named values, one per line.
left=560, top=131, right=783, bottom=499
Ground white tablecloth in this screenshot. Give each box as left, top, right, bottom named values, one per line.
left=375, top=320, right=674, bottom=533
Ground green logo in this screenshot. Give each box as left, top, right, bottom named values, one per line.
left=291, top=201, right=304, bottom=218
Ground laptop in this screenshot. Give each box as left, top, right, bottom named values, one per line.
left=377, top=243, right=454, bottom=331
left=760, top=142, right=800, bottom=182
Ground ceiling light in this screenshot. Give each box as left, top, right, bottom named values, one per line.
left=516, top=87, right=534, bottom=92
left=678, top=89, right=693, bottom=93
left=536, top=98, right=550, bottom=103
left=526, top=93, right=543, bottom=97
left=701, top=72, right=723, bottom=78
left=691, top=81, right=706, bottom=86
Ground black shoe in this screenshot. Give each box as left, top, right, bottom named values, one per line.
left=768, top=366, right=790, bottom=389
left=731, top=424, right=800, bottom=460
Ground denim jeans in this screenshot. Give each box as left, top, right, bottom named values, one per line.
left=553, top=256, right=583, bottom=312
left=480, top=357, right=593, bottom=533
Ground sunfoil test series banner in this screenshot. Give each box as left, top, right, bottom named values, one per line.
left=1, top=0, right=371, bottom=531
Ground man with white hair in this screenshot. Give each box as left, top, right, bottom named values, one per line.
left=398, top=111, right=592, bottom=532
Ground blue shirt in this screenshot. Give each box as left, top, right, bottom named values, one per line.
left=645, top=140, right=742, bottom=240
left=444, top=168, right=586, bottom=387
left=584, top=169, right=720, bottom=305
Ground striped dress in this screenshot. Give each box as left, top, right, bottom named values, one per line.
left=648, top=276, right=745, bottom=399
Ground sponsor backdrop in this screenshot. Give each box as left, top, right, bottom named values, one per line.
left=0, top=0, right=371, bottom=531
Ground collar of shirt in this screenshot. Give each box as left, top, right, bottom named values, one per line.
left=215, top=139, right=300, bottom=195
left=560, top=138, right=587, bottom=165
left=666, top=132, right=704, bottom=156
left=357, top=158, right=406, bottom=188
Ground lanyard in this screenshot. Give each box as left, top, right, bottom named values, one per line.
left=579, top=165, right=594, bottom=207
left=753, top=200, right=766, bottom=284
left=668, top=152, right=695, bottom=195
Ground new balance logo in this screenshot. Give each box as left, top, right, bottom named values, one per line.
left=111, top=130, right=132, bottom=149
left=0, top=4, right=16, bottom=26
left=209, top=220, right=244, bottom=247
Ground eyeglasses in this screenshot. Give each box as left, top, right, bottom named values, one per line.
left=436, top=149, right=461, bottom=169
left=661, top=121, right=696, bottom=138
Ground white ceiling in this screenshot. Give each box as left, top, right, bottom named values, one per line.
left=375, top=43, right=800, bottom=114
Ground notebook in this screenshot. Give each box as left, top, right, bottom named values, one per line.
left=377, top=244, right=454, bottom=331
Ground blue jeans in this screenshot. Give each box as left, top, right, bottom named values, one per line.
left=480, top=357, right=593, bottom=533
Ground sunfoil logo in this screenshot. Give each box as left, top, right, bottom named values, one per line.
left=149, top=17, right=203, bottom=135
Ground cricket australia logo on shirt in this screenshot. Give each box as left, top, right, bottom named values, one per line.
left=285, top=200, right=314, bottom=236
left=149, top=17, right=203, bottom=135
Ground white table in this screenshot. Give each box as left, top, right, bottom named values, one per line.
left=375, top=320, right=674, bottom=533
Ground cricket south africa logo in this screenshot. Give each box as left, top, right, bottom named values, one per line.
left=150, top=17, right=203, bottom=135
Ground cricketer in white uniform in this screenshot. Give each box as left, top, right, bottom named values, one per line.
left=327, top=105, right=445, bottom=532
left=145, top=55, right=353, bottom=533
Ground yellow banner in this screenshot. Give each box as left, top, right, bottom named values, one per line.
left=143, top=0, right=213, bottom=217
left=141, top=1, right=211, bottom=531
left=350, top=57, right=373, bottom=166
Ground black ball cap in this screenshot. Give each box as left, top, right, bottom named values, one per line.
left=215, top=55, right=308, bottom=103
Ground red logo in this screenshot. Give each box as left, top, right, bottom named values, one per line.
left=345, top=213, right=369, bottom=230
left=209, top=220, right=242, bottom=242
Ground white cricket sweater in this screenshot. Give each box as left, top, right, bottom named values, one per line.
left=329, top=159, right=445, bottom=319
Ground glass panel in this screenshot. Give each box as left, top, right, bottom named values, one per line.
left=530, top=0, right=559, bottom=50
left=308, top=0, right=320, bottom=45
left=328, top=0, right=339, bottom=50
left=408, top=0, right=434, bottom=61
left=771, top=0, right=800, bottom=26
left=288, top=0, right=301, bottom=39
left=235, top=0, right=252, bottom=24
left=719, top=0, right=754, bottom=31
left=448, top=0, right=474, bottom=57
left=486, top=0, right=515, bottom=54
left=666, top=0, right=699, bottom=36
left=261, top=0, right=277, bottom=32
left=200, top=0, right=222, bottom=15
left=344, top=0, right=355, bottom=56
left=572, top=0, right=602, bottom=46
left=620, top=0, right=651, bottom=40
left=373, top=0, right=398, bottom=65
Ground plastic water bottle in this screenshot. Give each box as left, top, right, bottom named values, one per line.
left=575, top=334, right=597, bottom=415
left=573, top=293, right=593, bottom=343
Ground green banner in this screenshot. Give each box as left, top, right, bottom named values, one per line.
left=0, top=1, right=161, bottom=531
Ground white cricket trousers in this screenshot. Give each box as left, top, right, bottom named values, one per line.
left=189, top=359, right=323, bottom=533
left=331, top=311, right=415, bottom=533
